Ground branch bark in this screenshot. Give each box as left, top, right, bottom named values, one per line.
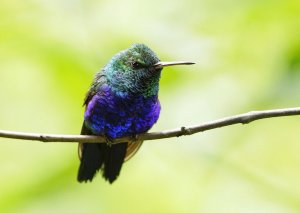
left=1, top=107, right=300, bottom=144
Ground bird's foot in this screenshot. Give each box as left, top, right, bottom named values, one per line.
left=104, top=136, right=114, bottom=147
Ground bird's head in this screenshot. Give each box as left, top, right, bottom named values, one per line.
left=104, top=43, right=194, bottom=97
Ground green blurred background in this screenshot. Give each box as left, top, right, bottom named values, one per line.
left=1, top=0, right=300, bottom=212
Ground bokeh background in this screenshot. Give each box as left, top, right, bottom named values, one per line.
left=1, top=0, right=300, bottom=212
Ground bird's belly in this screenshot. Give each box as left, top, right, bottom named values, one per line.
left=84, top=95, right=161, bottom=138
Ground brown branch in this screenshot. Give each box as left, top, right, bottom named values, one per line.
left=1, top=107, right=300, bottom=143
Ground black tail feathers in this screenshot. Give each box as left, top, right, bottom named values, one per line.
left=77, top=143, right=104, bottom=182
left=77, top=143, right=128, bottom=183
left=103, top=143, right=128, bottom=183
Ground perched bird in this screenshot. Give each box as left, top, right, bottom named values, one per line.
left=77, top=44, right=194, bottom=183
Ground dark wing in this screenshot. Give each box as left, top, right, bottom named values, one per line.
left=83, top=71, right=106, bottom=106
left=78, top=71, right=108, bottom=182
left=78, top=71, right=106, bottom=160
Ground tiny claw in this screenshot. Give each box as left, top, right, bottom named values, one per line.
left=105, top=136, right=114, bottom=147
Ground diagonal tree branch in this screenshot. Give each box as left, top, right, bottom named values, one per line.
left=0, top=107, right=300, bottom=144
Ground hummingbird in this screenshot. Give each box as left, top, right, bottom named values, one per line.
left=77, top=44, right=194, bottom=183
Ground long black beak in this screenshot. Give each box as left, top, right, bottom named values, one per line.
left=154, top=61, right=195, bottom=69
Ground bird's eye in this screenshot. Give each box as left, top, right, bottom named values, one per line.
left=131, top=61, right=143, bottom=69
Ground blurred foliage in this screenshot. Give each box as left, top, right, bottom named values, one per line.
left=0, top=0, right=300, bottom=212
